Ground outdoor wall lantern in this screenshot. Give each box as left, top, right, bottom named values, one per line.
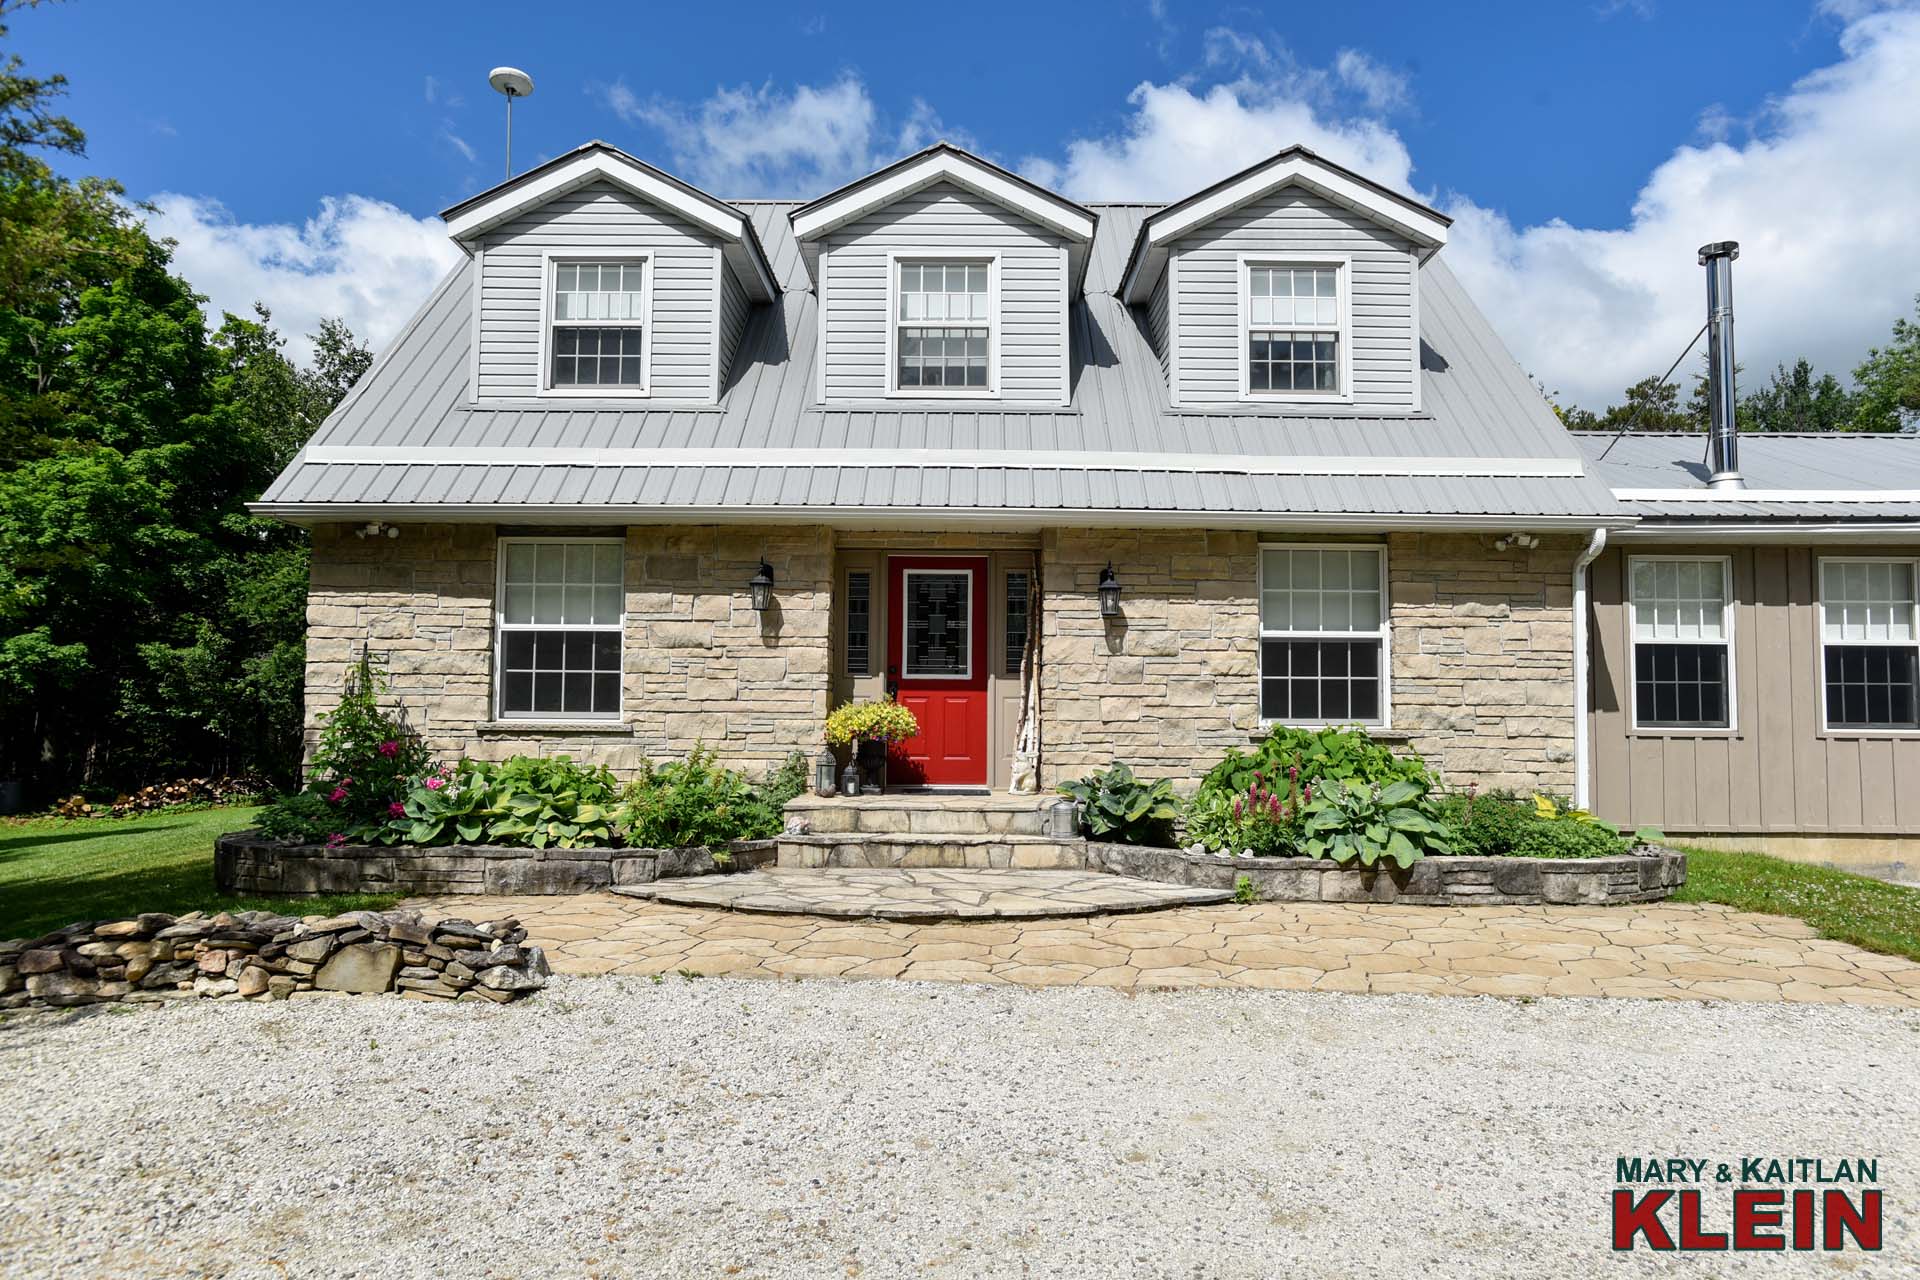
left=1098, top=562, right=1123, bottom=618
left=749, top=560, right=775, bottom=612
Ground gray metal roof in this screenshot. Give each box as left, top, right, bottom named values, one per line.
left=1574, top=432, right=1920, bottom=521
left=259, top=199, right=1625, bottom=525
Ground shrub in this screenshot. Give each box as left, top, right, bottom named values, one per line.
left=1435, top=790, right=1650, bottom=859
left=622, top=747, right=767, bottom=849
left=1058, top=762, right=1180, bottom=847
left=824, top=698, right=919, bottom=746
left=254, top=791, right=335, bottom=842
left=1511, top=817, right=1627, bottom=860
left=1434, top=788, right=1536, bottom=857
left=1297, top=778, right=1453, bottom=868
left=308, top=654, right=433, bottom=830
left=731, top=750, right=811, bottom=839
left=1199, top=725, right=1427, bottom=806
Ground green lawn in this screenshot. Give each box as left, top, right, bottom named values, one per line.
left=0, top=805, right=398, bottom=942
left=1675, top=846, right=1920, bottom=963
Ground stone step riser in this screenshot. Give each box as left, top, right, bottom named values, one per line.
left=778, top=840, right=1088, bottom=872
left=800, top=809, right=1050, bottom=837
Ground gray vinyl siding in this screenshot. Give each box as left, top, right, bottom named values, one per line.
left=1590, top=543, right=1920, bottom=835
left=477, top=180, right=721, bottom=401
left=821, top=181, right=1069, bottom=403
left=1147, top=271, right=1171, bottom=386
left=1170, top=189, right=1417, bottom=409
left=718, top=259, right=751, bottom=392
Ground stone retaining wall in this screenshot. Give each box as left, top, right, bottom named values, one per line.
left=0, top=908, right=548, bottom=1010
left=214, top=831, right=776, bottom=896
left=1085, top=843, right=1688, bottom=906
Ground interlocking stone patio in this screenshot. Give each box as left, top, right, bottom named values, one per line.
left=402, top=890, right=1920, bottom=1005
left=610, top=867, right=1231, bottom=918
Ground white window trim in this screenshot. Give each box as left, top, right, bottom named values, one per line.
left=883, top=249, right=1000, bottom=400
left=899, top=567, right=975, bottom=680
left=1256, top=542, right=1391, bottom=729
left=535, top=251, right=653, bottom=399
left=1237, top=252, right=1354, bottom=406
left=1625, top=554, right=1738, bottom=736
left=1815, top=555, right=1920, bottom=737
left=493, top=536, right=626, bottom=722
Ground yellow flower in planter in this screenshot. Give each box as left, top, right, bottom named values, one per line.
left=824, top=698, right=920, bottom=747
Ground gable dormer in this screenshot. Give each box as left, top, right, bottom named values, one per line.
left=442, top=142, right=777, bottom=404
left=1120, top=147, right=1449, bottom=412
left=790, top=143, right=1096, bottom=407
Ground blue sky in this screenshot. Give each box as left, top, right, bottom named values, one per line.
left=16, top=0, right=1920, bottom=409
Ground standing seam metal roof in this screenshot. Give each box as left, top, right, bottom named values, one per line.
left=260, top=199, right=1624, bottom=522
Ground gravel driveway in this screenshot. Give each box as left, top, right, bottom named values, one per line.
left=3, top=977, right=1915, bottom=1278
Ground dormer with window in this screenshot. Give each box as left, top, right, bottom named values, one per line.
left=441, top=143, right=777, bottom=404
left=1119, top=147, right=1449, bottom=411
left=790, top=144, right=1096, bottom=407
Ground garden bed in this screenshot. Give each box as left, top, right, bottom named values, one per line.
left=214, top=832, right=776, bottom=897
left=1084, top=842, right=1688, bottom=906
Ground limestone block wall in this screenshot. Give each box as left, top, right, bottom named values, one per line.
left=1388, top=533, right=1579, bottom=794
left=1041, top=528, right=1263, bottom=785
left=304, top=523, right=833, bottom=778
left=1038, top=528, right=1579, bottom=794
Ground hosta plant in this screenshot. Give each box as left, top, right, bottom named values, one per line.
left=1298, top=778, right=1452, bottom=869
left=1058, top=762, right=1180, bottom=847
left=380, top=755, right=622, bottom=850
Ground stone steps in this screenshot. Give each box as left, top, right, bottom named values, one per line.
left=776, top=832, right=1088, bottom=871
left=783, top=793, right=1072, bottom=838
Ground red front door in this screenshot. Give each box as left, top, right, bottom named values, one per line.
left=886, top=556, right=989, bottom=787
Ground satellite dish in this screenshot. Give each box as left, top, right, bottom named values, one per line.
left=489, top=66, right=534, bottom=98
left=487, top=67, right=535, bottom=180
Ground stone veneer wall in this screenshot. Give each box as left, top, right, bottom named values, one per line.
left=306, top=523, right=833, bottom=777
left=1038, top=528, right=1578, bottom=793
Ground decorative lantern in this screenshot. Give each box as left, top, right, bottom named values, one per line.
left=1097, top=562, right=1123, bottom=618
left=813, top=747, right=839, bottom=797
left=749, top=560, right=775, bottom=612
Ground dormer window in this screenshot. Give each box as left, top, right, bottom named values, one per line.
left=1243, top=258, right=1349, bottom=400
left=545, top=256, right=650, bottom=394
left=892, top=257, right=995, bottom=395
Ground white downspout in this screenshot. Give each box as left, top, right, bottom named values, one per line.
left=1572, top=527, right=1608, bottom=811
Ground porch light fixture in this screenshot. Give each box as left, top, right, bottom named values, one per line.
left=1097, top=562, right=1123, bottom=618
left=749, top=560, right=776, bottom=612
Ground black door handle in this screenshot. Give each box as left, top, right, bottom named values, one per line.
left=886, top=664, right=899, bottom=697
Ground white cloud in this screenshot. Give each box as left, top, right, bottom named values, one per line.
left=601, top=75, right=880, bottom=195
left=1032, top=10, right=1920, bottom=410
left=144, top=194, right=462, bottom=361
left=1333, top=50, right=1411, bottom=114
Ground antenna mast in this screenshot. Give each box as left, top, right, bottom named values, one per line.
left=488, top=67, right=535, bottom=180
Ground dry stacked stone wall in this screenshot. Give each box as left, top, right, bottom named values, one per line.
left=0, top=908, right=549, bottom=1010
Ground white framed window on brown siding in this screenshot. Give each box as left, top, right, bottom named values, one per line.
left=1627, top=555, right=1735, bottom=733
left=538, top=253, right=651, bottom=397
left=1238, top=254, right=1352, bottom=404
left=1818, top=557, right=1920, bottom=733
left=495, top=538, right=624, bottom=720
left=886, top=252, right=998, bottom=397
left=1258, top=544, right=1389, bottom=727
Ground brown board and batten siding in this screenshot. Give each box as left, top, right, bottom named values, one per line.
left=1589, top=543, right=1920, bottom=835
left=475, top=179, right=729, bottom=402
left=818, top=181, right=1070, bottom=405
left=1168, top=189, right=1417, bottom=410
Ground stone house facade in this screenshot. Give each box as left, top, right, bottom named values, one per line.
left=287, top=138, right=1909, bottom=832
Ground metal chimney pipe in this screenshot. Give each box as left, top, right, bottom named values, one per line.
left=1699, top=240, right=1742, bottom=490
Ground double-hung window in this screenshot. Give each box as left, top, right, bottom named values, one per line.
left=1245, top=261, right=1345, bottom=398
left=1819, top=558, right=1920, bottom=731
left=547, top=258, right=648, bottom=392
left=1259, top=545, right=1387, bottom=725
left=1628, top=557, right=1733, bottom=730
left=496, top=539, right=623, bottom=719
left=895, top=260, right=991, bottom=392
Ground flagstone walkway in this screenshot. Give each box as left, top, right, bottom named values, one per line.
left=401, top=891, right=1920, bottom=1006
left=610, top=867, right=1232, bottom=918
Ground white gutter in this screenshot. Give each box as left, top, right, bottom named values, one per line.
left=1572, top=527, right=1608, bottom=812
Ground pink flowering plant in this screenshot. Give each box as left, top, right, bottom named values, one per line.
left=253, top=653, right=431, bottom=842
